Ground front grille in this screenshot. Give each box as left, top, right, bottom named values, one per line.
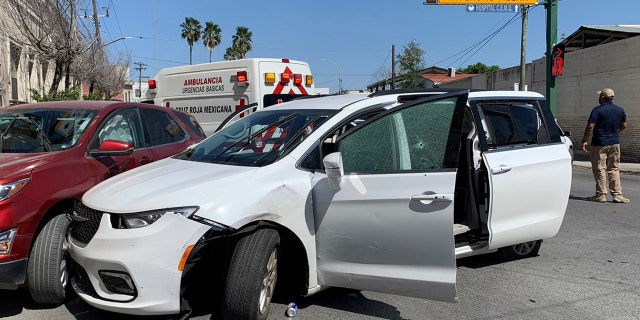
left=69, top=202, right=102, bottom=247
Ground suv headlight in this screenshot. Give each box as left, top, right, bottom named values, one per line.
left=119, top=207, right=199, bottom=229
left=0, top=228, right=18, bottom=254
left=0, top=178, right=30, bottom=202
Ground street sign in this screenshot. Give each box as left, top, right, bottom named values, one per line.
left=466, top=4, right=519, bottom=12
left=425, top=0, right=537, bottom=4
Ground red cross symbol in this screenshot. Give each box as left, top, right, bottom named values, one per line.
left=235, top=98, right=246, bottom=111
left=235, top=98, right=247, bottom=118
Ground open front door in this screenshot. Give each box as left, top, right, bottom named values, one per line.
left=312, top=91, right=468, bottom=302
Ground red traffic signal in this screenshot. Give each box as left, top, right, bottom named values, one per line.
left=551, top=44, right=565, bottom=77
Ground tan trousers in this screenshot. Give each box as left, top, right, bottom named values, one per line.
left=590, top=144, right=623, bottom=196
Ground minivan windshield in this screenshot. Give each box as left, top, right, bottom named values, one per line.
left=181, top=109, right=336, bottom=166
left=0, top=108, right=97, bottom=153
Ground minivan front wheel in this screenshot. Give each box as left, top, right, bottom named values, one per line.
left=27, top=211, right=72, bottom=304
left=499, top=240, right=542, bottom=260
left=220, top=228, right=280, bottom=320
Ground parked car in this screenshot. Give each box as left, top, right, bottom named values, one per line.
left=0, top=100, right=205, bottom=304
left=68, top=90, right=572, bottom=319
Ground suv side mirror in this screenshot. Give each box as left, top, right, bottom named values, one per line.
left=90, top=140, right=134, bottom=157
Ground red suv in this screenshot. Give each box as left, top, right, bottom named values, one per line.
left=0, top=101, right=205, bottom=304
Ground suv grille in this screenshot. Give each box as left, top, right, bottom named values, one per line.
left=69, top=202, right=102, bottom=247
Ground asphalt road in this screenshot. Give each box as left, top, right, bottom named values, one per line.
left=2, top=166, right=639, bottom=320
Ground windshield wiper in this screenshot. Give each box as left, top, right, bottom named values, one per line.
left=210, top=113, right=298, bottom=163
left=22, top=115, right=52, bottom=152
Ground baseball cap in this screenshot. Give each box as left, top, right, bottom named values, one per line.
left=597, top=88, right=615, bottom=99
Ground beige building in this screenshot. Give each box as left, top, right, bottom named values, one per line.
left=0, top=1, right=64, bottom=106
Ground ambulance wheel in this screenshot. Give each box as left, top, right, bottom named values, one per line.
left=27, top=212, right=72, bottom=304
left=499, top=240, right=542, bottom=260
left=220, top=228, right=280, bottom=320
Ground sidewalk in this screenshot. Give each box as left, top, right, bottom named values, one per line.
left=573, top=161, right=640, bottom=173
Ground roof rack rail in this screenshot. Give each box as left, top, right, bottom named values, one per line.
left=367, top=88, right=470, bottom=98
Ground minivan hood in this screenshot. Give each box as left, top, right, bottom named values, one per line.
left=0, top=152, right=58, bottom=179
left=82, top=158, right=259, bottom=214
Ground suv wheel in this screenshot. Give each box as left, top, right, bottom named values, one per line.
left=220, top=229, right=280, bottom=320
left=27, top=211, right=72, bottom=304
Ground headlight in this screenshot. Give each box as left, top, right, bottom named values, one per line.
left=120, top=207, right=199, bottom=229
left=0, top=178, right=30, bottom=202
left=0, top=228, right=18, bottom=254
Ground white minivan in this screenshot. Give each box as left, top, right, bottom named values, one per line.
left=68, top=89, right=572, bottom=319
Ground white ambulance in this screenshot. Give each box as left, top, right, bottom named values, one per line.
left=145, top=58, right=316, bottom=135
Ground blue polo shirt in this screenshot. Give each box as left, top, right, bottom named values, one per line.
left=587, top=102, right=627, bottom=146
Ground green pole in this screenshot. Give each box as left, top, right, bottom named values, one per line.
left=545, top=0, right=558, bottom=116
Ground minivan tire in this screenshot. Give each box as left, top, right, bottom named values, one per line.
left=220, top=228, right=280, bottom=320
left=27, top=212, right=72, bottom=304
left=499, top=239, right=542, bottom=260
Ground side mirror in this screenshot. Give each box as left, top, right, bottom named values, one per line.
left=323, top=152, right=343, bottom=190
left=90, top=140, right=134, bottom=157
left=563, top=130, right=571, bottom=137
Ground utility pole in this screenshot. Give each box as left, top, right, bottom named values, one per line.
left=545, top=0, right=559, bottom=115
left=519, top=5, right=528, bottom=91
left=91, top=0, right=102, bottom=47
left=89, top=0, right=102, bottom=95
left=391, top=44, right=396, bottom=89
left=134, top=62, right=147, bottom=99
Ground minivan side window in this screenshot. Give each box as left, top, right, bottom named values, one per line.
left=338, top=98, right=458, bottom=174
left=478, top=102, right=550, bottom=147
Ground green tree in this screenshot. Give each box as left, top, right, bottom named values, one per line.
left=396, top=40, right=426, bottom=89
left=180, top=17, right=202, bottom=65
left=457, top=62, right=500, bottom=74
left=203, top=22, right=222, bottom=63
left=223, top=47, right=241, bottom=61
left=29, top=86, right=80, bottom=102
left=231, top=26, right=253, bottom=59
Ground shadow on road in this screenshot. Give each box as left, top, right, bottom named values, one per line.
left=274, top=287, right=408, bottom=320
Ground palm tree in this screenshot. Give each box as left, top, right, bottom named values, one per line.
left=180, top=17, right=202, bottom=65
left=202, top=22, right=222, bottom=63
left=224, top=47, right=241, bottom=61
left=231, top=26, right=253, bottom=59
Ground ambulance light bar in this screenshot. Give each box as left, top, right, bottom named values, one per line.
left=236, top=71, right=248, bottom=87
left=293, top=74, right=302, bottom=85
left=280, top=72, right=291, bottom=83
left=305, top=75, right=313, bottom=86
left=236, top=71, right=248, bottom=82
left=148, top=79, right=156, bottom=89
left=265, top=72, right=276, bottom=84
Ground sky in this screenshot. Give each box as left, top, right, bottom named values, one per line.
left=94, top=0, right=640, bottom=93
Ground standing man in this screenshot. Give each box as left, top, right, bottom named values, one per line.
left=581, top=88, right=629, bottom=203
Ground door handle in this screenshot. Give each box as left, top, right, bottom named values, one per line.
left=411, top=193, right=454, bottom=202
left=491, top=165, right=512, bottom=174
left=140, top=157, right=153, bottom=165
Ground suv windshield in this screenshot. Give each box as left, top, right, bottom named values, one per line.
left=0, top=108, right=97, bottom=153
left=181, top=109, right=336, bottom=166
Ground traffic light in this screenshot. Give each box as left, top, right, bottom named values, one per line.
left=551, top=44, right=565, bottom=77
